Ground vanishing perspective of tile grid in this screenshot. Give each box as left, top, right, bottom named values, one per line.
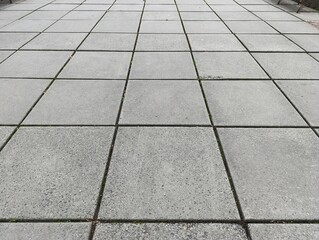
left=0, top=0, right=319, bottom=238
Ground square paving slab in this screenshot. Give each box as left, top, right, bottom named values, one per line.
left=0, top=127, right=114, bottom=219
left=0, top=127, right=15, bottom=147
left=140, top=21, right=184, bottom=33
left=24, top=80, right=124, bottom=125
left=120, top=80, right=210, bottom=124
left=136, top=34, right=189, bottom=51
left=184, top=21, right=230, bottom=33
left=0, top=51, right=13, bottom=63
left=218, top=128, right=319, bottom=219
left=0, top=33, right=37, bottom=50
left=225, top=21, right=277, bottom=34
left=286, top=34, right=319, bottom=52
left=100, top=127, right=239, bottom=219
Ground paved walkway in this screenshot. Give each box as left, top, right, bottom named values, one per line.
left=1, top=0, right=319, bottom=239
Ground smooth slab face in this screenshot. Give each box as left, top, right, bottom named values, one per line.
left=0, top=127, right=114, bottom=218
left=130, top=52, right=197, bottom=79
left=143, top=11, right=180, bottom=21
left=120, top=81, right=210, bottom=124
left=254, top=11, right=300, bottom=21
left=219, top=128, right=319, bottom=219
left=225, top=21, right=277, bottom=34
left=238, top=34, right=302, bottom=52
left=218, top=11, right=259, bottom=21
left=269, top=21, right=319, bottom=34
left=0, top=223, right=90, bottom=240
left=277, top=81, right=319, bottom=126
left=100, top=127, right=239, bottom=219
left=0, top=51, right=72, bottom=78
left=0, top=127, right=15, bottom=146
left=312, top=53, right=319, bottom=61
left=0, top=79, right=50, bottom=124
left=93, top=19, right=140, bottom=33
left=203, top=81, right=305, bottom=126
left=63, top=11, right=104, bottom=20
left=189, top=34, right=245, bottom=51
left=253, top=53, right=319, bottom=79
left=22, top=33, right=87, bottom=50
left=0, top=20, right=55, bottom=32
left=136, top=34, right=189, bottom=51
left=286, top=34, right=319, bottom=52
left=24, top=80, right=124, bottom=125
left=94, top=223, right=247, bottom=240
left=60, top=52, right=131, bottom=79
left=194, top=52, right=268, bottom=79
left=0, top=51, right=13, bottom=62
left=80, top=33, right=136, bottom=51
left=180, top=11, right=219, bottom=20
left=140, top=21, right=184, bottom=33
left=249, top=224, right=319, bottom=240
left=45, top=20, right=98, bottom=33
left=24, top=11, right=69, bottom=20
left=184, top=21, right=230, bottom=33
left=0, top=33, right=37, bottom=50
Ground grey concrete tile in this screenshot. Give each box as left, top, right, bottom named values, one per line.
left=144, top=4, right=177, bottom=11
left=269, top=21, right=319, bottom=34
left=312, top=53, right=319, bottom=61
left=100, top=127, right=239, bottom=219
left=203, top=81, right=305, bottom=126
left=243, top=4, right=281, bottom=11
left=254, top=11, right=300, bottom=21
left=184, top=21, right=230, bottom=33
left=136, top=34, right=189, bottom=51
left=219, top=128, right=319, bottom=219
left=0, top=79, right=50, bottom=124
left=40, top=4, right=77, bottom=11
left=140, top=21, right=183, bottom=33
left=238, top=34, right=302, bottom=52
left=120, top=81, right=210, bottom=124
left=0, top=127, right=114, bottom=218
left=60, top=52, right=131, bottom=79
left=94, top=223, right=247, bottom=240
left=249, top=224, right=319, bottom=240
left=286, top=35, right=319, bottom=52
left=212, top=5, right=247, bottom=12
left=62, top=11, right=104, bottom=20
left=130, top=52, right=197, bottom=79
left=0, top=51, right=72, bottom=78
left=0, top=11, right=30, bottom=20
left=142, top=11, right=180, bottom=21
left=215, top=11, right=259, bottom=21
left=4, top=4, right=46, bottom=11
left=0, top=33, right=37, bottom=50
left=110, top=4, right=143, bottom=11
left=80, top=33, right=136, bottom=51
left=0, top=127, right=15, bottom=146
left=253, top=53, right=319, bottom=79
left=75, top=4, right=110, bottom=11
left=93, top=19, right=140, bottom=33
left=22, top=33, right=86, bottom=50
left=0, top=223, right=90, bottom=240
left=45, top=20, right=97, bottom=32
left=179, top=4, right=212, bottom=11
left=180, top=11, right=219, bottom=20
left=0, top=51, right=13, bottom=62
left=189, top=34, right=245, bottom=51
left=226, top=21, right=277, bottom=34
left=25, top=80, right=124, bottom=125
left=0, top=20, right=13, bottom=29
left=102, top=12, right=141, bottom=21
left=277, top=80, right=319, bottom=126
left=23, top=11, right=69, bottom=20
left=194, top=52, right=268, bottom=79
left=0, top=20, right=55, bottom=32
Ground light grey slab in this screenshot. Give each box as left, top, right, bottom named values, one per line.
left=75, top=5, right=110, bottom=11
left=0, top=79, right=50, bottom=124
left=4, top=4, right=46, bottom=11
left=0, top=127, right=15, bottom=146
left=130, top=52, right=197, bottom=79
left=189, top=34, right=245, bottom=51
left=312, top=53, right=319, bottom=61
left=93, top=19, right=140, bottom=33
left=0, top=20, right=55, bottom=32
left=142, top=11, right=180, bottom=21
left=277, top=80, right=319, bottom=126
left=101, top=12, right=141, bottom=21
left=144, top=4, right=177, bottom=11
left=269, top=21, right=319, bottom=34
left=219, top=128, right=319, bottom=219
left=254, top=11, right=300, bottom=21
left=60, top=52, right=131, bottom=79
left=120, top=81, right=210, bottom=124
left=194, top=52, right=268, bottom=79
left=238, top=34, right=302, bottom=52
left=94, top=223, right=247, bottom=240
left=213, top=5, right=247, bottom=12
left=22, top=33, right=86, bottom=50
left=40, top=4, right=77, bottom=11
left=110, top=4, right=143, bottom=11
left=0, top=33, right=37, bottom=50
left=45, top=20, right=97, bottom=32
left=0, top=127, right=114, bottom=218
left=184, top=21, right=230, bottom=33
left=217, top=11, right=259, bottom=21
left=0, top=11, right=30, bottom=20
left=0, top=223, right=90, bottom=240
left=179, top=4, right=212, bottom=11
left=180, top=11, right=219, bottom=20
left=62, top=11, right=104, bottom=20
left=0, top=51, right=72, bottom=78
left=24, top=11, right=69, bottom=20
left=100, top=127, right=239, bottom=219
left=225, top=21, right=277, bottom=34
left=25, top=80, right=124, bottom=125
left=286, top=35, right=319, bottom=52
left=140, top=21, right=183, bottom=33
left=249, top=224, right=319, bottom=240
left=80, top=33, right=136, bottom=51
left=203, top=81, right=305, bottom=126
left=253, top=53, right=319, bottom=79
left=136, top=34, right=189, bottom=51
left=0, top=51, right=13, bottom=62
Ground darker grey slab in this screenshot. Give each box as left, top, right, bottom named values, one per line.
left=0, top=33, right=37, bottom=50
left=130, top=52, right=197, bottom=79
left=24, top=80, right=124, bottom=125
left=136, top=34, right=189, bottom=51
left=120, top=81, right=210, bottom=124
left=94, top=223, right=247, bottom=240
left=184, top=21, right=230, bottom=33
left=99, top=127, right=239, bottom=219
left=194, top=52, right=268, bottom=79
left=60, top=52, right=131, bottom=79
left=203, top=81, right=305, bottom=126
left=0, top=51, right=72, bottom=78
left=0, top=127, right=15, bottom=146
left=0, top=223, right=90, bottom=240
left=249, top=224, right=319, bottom=240
left=219, top=128, right=319, bottom=219
left=0, top=127, right=114, bottom=218
left=253, top=53, right=319, bottom=79
left=277, top=80, right=319, bottom=126
left=0, top=79, right=50, bottom=124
